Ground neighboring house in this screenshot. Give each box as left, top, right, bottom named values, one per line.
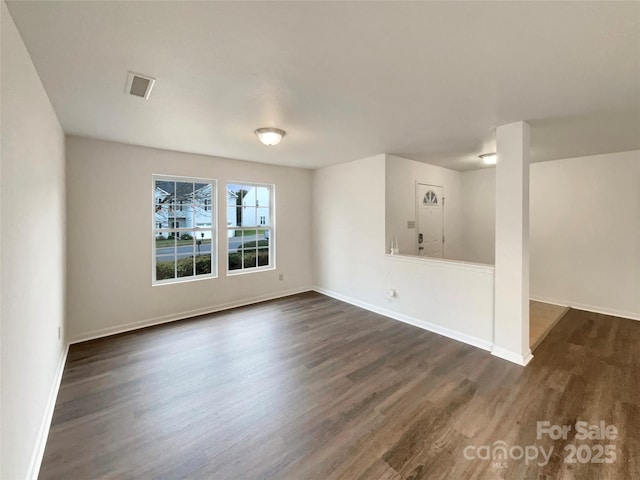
left=226, top=185, right=270, bottom=238
left=155, top=182, right=213, bottom=239
left=154, top=183, right=270, bottom=240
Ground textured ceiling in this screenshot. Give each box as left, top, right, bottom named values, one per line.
left=6, top=1, right=640, bottom=170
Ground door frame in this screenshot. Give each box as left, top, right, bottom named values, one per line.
left=415, top=182, right=445, bottom=257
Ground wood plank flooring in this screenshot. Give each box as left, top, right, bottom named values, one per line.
left=40, top=292, right=639, bottom=479
left=530, top=300, right=569, bottom=350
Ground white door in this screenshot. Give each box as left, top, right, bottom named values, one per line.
left=417, top=184, right=444, bottom=257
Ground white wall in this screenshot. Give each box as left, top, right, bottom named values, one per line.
left=530, top=150, right=640, bottom=319
left=65, top=136, right=313, bottom=341
left=383, top=255, right=494, bottom=349
left=386, top=154, right=463, bottom=259
left=314, top=154, right=494, bottom=350
left=461, top=168, right=496, bottom=264
left=1, top=2, right=67, bottom=478
left=314, top=155, right=387, bottom=303
left=460, top=150, right=640, bottom=320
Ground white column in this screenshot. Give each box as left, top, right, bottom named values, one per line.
left=492, top=121, right=532, bottom=366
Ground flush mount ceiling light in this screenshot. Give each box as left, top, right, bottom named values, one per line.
left=480, top=153, right=497, bottom=165
left=255, top=127, right=286, bottom=146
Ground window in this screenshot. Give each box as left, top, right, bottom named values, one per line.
left=227, top=182, right=274, bottom=273
left=153, top=176, right=216, bottom=284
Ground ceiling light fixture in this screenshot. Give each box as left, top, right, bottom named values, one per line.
left=480, top=153, right=497, bottom=165
left=255, top=127, right=286, bottom=146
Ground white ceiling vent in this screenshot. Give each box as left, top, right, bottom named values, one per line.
left=125, top=72, right=155, bottom=99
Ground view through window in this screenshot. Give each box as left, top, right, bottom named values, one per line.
left=227, top=183, right=274, bottom=272
left=153, top=176, right=216, bottom=283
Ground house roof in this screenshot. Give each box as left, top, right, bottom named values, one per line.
left=155, top=182, right=210, bottom=202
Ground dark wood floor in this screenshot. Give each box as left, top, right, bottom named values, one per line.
left=40, top=292, right=639, bottom=479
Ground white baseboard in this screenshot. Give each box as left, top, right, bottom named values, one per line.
left=491, top=346, right=533, bottom=367
left=530, top=294, right=640, bottom=322
left=69, top=287, right=313, bottom=344
left=529, top=296, right=568, bottom=308
left=26, top=342, right=69, bottom=480
left=312, top=286, right=493, bottom=352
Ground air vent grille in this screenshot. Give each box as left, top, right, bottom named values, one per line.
left=125, top=72, right=155, bottom=99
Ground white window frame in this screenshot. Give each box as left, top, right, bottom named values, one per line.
left=152, top=175, right=218, bottom=285
left=226, top=181, right=275, bottom=275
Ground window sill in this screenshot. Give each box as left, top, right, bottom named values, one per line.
left=226, top=265, right=276, bottom=277
left=152, top=273, right=217, bottom=287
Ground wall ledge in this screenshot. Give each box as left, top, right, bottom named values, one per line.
left=385, top=253, right=495, bottom=274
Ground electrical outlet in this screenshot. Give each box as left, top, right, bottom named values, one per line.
left=279, top=273, right=284, bottom=281
left=386, top=288, right=397, bottom=299
left=57, top=326, right=61, bottom=340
